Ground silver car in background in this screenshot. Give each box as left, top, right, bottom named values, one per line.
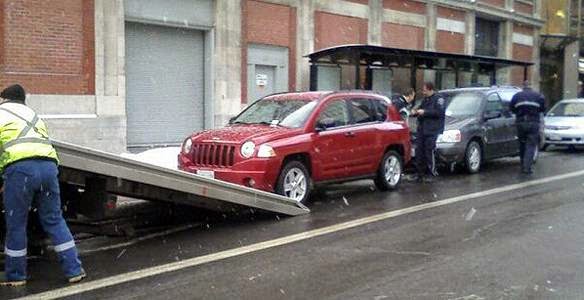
left=544, top=99, right=584, bottom=150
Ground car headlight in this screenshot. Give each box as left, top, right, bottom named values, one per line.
left=257, top=144, right=276, bottom=158
left=437, top=130, right=462, bottom=143
left=240, top=141, right=256, bottom=158
left=182, top=138, right=193, bottom=153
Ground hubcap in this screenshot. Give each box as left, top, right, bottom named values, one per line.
left=469, top=146, right=481, bottom=170
left=283, top=168, right=307, bottom=202
left=384, top=156, right=401, bottom=186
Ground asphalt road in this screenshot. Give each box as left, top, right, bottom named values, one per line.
left=4, top=148, right=584, bottom=299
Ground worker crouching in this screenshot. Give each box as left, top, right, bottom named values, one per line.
left=0, top=84, right=86, bottom=287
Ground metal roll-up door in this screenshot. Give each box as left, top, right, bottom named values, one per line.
left=125, top=22, right=204, bottom=147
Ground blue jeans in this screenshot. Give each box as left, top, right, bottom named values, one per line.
left=517, top=121, right=540, bottom=173
left=3, top=159, right=83, bottom=281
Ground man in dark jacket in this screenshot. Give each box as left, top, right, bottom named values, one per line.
left=392, top=88, right=416, bottom=120
left=510, top=81, right=545, bottom=175
left=411, top=82, right=446, bottom=182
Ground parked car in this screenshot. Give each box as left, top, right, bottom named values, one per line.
left=178, top=91, right=412, bottom=204
left=543, top=99, right=584, bottom=150
left=432, top=86, right=524, bottom=173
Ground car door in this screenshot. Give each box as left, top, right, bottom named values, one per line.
left=499, top=91, right=520, bottom=155
left=346, top=98, right=382, bottom=176
left=484, top=93, right=510, bottom=158
left=312, top=98, right=354, bottom=180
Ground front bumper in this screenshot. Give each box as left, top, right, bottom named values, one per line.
left=436, top=142, right=467, bottom=164
left=544, top=129, right=584, bottom=145
left=178, top=155, right=281, bottom=192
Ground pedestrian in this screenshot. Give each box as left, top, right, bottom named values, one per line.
left=411, top=82, right=446, bottom=183
left=510, top=81, right=545, bottom=175
left=392, top=88, right=416, bottom=121
left=0, top=84, right=86, bottom=286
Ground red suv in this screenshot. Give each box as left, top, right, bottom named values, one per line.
left=178, top=91, right=411, bottom=204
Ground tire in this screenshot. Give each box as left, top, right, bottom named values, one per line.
left=541, top=143, right=549, bottom=152
left=276, top=160, right=312, bottom=205
left=464, top=141, right=482, bottom=174
left=374, top=151, right=403, bottom=191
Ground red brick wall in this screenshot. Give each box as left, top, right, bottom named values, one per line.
left=382, top=23, right=424, bottom=50
left=511, top=24, right=534, bottom=85
left=514, top=24, right=534, bottom=36
left=314, top=12, right=368, bottom=50
left=480, top=0, right=505, bottom=7
left=437, top=6, right=465, bottom=21
left=241, top=0, right=297, bottom=103
left=436, top=31, right=465, bottom=54
left=514, top=1, right=533, bottom=15
left=0, top=0, right=95, bottom=95
left=383, top=0, right=426, bottom=14
left=436, top=7, right=465, bottom=54
left=511, top=45, right=532, bottom=85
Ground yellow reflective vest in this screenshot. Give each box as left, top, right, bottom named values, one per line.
left=0, top=102, right=58, bottom=172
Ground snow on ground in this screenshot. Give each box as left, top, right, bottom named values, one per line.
left=120, top=147, right=181, bottom=170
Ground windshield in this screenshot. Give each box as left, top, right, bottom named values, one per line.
left=445, top=93, right=483, bottom=117
left=498, top=90, right=519, bottom=102
left=548, top=102, right=584, bottom=117
left=232, top=99, right=317, bottom=128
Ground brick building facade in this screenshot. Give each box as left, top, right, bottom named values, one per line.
left=0, top=0, right=544, bottom=152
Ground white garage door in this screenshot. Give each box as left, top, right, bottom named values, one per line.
left=125, top=22, right=204, bottom=147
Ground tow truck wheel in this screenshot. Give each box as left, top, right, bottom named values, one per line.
left=464, top=141, right=482, bottom=174
left=276, top=161, right=312, bottom=205
left=374, top=151, right=403, bottom=191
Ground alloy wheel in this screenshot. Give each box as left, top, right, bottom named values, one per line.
left=283, top=167, right=307, bottom=202
left=384, top=155, right=402, bottom=186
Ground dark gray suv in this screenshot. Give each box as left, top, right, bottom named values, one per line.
left=434, top=86, right=525, bottom=173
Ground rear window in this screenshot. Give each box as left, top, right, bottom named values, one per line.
left=446, top=93, right=484, bottom=117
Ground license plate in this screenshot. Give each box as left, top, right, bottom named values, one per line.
left=548, top=135, right=561, bottom=141
left=196, top=170, right=215, bottom=179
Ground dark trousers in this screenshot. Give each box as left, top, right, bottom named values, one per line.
left=416, top=134, right=438, bottom=177
left=517, top=121, right=539, bottom=173
left=3, top=159, right=83, bottom=280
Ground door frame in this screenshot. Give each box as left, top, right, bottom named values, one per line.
left=247, top=44, right=289, bottom=103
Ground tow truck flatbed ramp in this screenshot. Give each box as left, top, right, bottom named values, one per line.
left=53, top=141, right=310, bottom=217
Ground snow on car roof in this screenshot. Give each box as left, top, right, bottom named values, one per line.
left=263, top=91, right=331, bottom=102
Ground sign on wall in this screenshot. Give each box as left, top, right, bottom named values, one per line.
left=256, top=74, right=268, bottom=87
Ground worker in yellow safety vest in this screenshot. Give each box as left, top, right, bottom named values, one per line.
left=0, top=84, right=86, bottom=287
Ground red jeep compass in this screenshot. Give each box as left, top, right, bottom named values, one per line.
left=178, top=91, right=411, bottom=204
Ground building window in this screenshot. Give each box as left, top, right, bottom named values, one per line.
left=475, top=18, right=500, bottom=57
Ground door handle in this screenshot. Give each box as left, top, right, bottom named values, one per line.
left=345, top=131, right=355, bottom=137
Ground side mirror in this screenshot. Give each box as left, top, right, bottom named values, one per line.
left=315, top=118, right=336, bottom=132
left=484, top=111, right=502, bottom=120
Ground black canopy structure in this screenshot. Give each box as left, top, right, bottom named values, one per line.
left=306, top=44, right=533, bottom=92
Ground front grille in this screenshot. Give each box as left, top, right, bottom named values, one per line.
left=191, top=143, right=236, bottom=167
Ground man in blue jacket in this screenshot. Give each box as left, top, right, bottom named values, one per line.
left=510, top=81, right=545, bottom=175
left=411, top=82, right=446, bottom=183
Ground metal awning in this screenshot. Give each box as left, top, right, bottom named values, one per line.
left=307, top=44, right=533, bottom=68
left=306, top=44, right=533, bottom=91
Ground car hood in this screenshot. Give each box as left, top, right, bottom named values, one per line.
left=544, top=116, right=584, bottom=128
left=190, top=125, right=300, bottom=144
left=444, top=116, right=477, bottom=130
